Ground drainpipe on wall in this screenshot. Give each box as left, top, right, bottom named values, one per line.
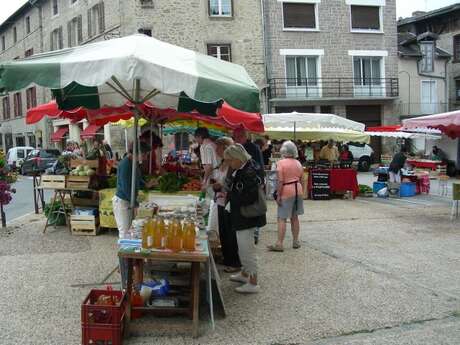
left=260, top=0, right=271, bottom=113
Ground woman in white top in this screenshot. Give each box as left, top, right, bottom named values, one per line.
left=212, top=136, right=241, bottom=272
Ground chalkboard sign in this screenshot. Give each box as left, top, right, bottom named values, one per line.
left=311, top=169, right=330, bottom=200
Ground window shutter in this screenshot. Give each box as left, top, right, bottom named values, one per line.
left=26, top=90, right=30, bottom=110
left=58, top=26, right=63, bottom=49
left=78, top=15, right=83, bottom=44
left=67, top=21, right=72, bottom=47
left=32, top=87, right=37, bottom=108
left=283, top=3, right=316, bottom=28
left=351, top=6, right=380, bottom=30
left=99, top=2, right=105, bottom=34
left=87, top=9, right=93, bottom=37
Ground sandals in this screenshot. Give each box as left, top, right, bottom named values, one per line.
left=267, top=244, right=284, bottom=252
left=293, top=240, right=301, bottom=249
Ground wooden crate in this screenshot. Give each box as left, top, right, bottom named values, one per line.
left=71, top=215, right=99, bottom=236
left=72, top=196, right=99, bottom=207
left=70, top=159, right=99, bottom=169
left=66, top=175, right=92, bottom=189
left=40, top=175, right=66, bottom=189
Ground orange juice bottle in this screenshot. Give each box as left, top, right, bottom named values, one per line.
left=153, top=216, right=164, bottom=249
left=165, top=218, right=175, bottom=251
left=171, top=217, right=183, bottom=252
left=147, top=217, right=156, bottom=249
left=183, top=219, right=196, bottom=251
left=141, top=220, right=149, bottom=249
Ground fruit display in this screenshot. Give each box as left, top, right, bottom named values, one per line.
left=69, top=165, right=96, bottom=176
left=181, top=179, right=201, bottom=192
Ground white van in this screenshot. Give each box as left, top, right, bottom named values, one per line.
left=7, top=146, right=34, bottom=169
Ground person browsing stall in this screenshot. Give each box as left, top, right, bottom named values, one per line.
left=339, top=144, right=354, bottom=162
left=319, top=140, right=339, bottom=162
left=389, top=147, right=408, bottom=183
left=268, top=141, right=304, bottom=252
left=224, top=144, right=266, bottom=293
left=194, top=127, right=219, bottom=191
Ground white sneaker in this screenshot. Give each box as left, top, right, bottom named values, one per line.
left=229, top=272, right=249, bottom=284
left=235, top=283, right=260, bottom=294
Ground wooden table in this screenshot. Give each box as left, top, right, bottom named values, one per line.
left=37, top=187, right=97, bottom=233
left=118, top=241, right=210, bottom=338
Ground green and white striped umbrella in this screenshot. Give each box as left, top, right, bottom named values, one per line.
left=0, top=34, right=260, bottom=113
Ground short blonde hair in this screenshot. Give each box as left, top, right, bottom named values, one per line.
left=224, top=144, right=251, bottom=163
left=280, top=140, right=298, bottom=158
left=215, top=136, right=234, bottom=149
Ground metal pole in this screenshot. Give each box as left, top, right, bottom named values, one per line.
left=1, top=203, right=5, bottom=228
left=149, top=121, right=153, bottom=175
left=130, top=79, right=141, bottom=217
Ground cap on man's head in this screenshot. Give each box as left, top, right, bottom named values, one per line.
left=194, top=127, right=210, bottom=139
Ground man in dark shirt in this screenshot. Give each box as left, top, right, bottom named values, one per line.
left=389, top=147, right=408, bottom=183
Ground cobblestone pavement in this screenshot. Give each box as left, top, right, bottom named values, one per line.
left=1, top=195, right=460, bottom=345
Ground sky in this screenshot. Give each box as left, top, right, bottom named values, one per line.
left=0, top=0, right=460, bottom=25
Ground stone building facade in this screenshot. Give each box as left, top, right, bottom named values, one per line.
left=0, top=0, right=265, bottom=154
left=263, top=0, right=399, bottom=158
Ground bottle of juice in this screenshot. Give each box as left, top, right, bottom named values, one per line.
left=165, top=218, right=175, bottom=251
left=171, top=217, right=183, bottom=252
left=147, top=217, right=155, bottom=249
left=183, top=219, right=196, bottom=251
left=141, top=220, right=149, bottom=249
left=153, top=216, right=164, bottom=249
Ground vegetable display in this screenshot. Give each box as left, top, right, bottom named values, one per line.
left=158, top=173, right=189, bottom=193
left=69, top=165, right=96, bottom=176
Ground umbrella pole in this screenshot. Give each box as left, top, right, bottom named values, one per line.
left=149, top=121, right=153, bottom=175
left=130, top=79, right=141, bottom=217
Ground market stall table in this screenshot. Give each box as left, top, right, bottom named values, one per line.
left=406, top=159, right=444, bottom=171
left=119, top=238, right=210, bottom=338
left=308, top=168, right=359, bottom=199
left=401, top=172, right=431, bottom=194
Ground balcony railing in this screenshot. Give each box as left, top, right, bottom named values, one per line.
left=395, top=102, right=449, bottom=116
left=269, top=78, right=399, bottom=100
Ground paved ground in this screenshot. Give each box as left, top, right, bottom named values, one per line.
left=1, top=186, right=460, bottom=345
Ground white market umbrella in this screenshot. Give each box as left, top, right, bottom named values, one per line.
left=0, top=34, right=260, bottom=212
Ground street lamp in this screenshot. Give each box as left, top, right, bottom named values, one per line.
left=399, top=70, right=411, bottom=115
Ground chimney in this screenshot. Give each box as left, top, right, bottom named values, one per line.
left=412, top=11, right=427, bottom=17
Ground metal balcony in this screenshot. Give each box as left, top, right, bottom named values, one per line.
left=268, top=78, right=399, bottom=100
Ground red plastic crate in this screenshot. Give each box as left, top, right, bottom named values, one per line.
left=81, top=289, right=127, bottom=326
left=82, top=322, right=124, bottom=345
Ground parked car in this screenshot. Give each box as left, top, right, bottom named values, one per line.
left=6, top=146, right=34, bottom=170
left=348, top=143, right=374, bottom=172
left=20, top=149, right=61, bottom=175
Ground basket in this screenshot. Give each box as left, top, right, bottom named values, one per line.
left=81, top=289, right=127, bottom=345
left=40, top=175, right=66, bottom=189
left=71, top=159, right=99, bottom=169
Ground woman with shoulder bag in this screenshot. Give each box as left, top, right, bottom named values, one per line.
left=268, top=141, right=304, bottom=252
left=224, top=144, right=266, bottom=294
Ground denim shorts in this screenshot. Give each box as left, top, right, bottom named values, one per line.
left=277, top=196, right=304, bottom=219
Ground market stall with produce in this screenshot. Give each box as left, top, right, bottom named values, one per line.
left=263, top=112, right=368, bottom=200
left=3, top=33, right=261, bottom=341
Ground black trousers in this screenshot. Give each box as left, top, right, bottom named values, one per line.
left=217, top=205, right=241, bottom=268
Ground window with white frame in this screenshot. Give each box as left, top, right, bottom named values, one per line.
left=207, top=44, right=231, bottom=61
left=13, top=92, right=22, bottom=118
left=52, top=0, right=59, bottom=16
left=2, top=97, right=10, bottom=120
left=350, top=5, right=381, bottom=31
left=286, top=56, right=318, bottom=86
left=68, top=16, right=82, bottom=47
left=26, top=87, right=37, bottom=110
left=283, top=2, right=318, bottom=30
left=88, top=2, right=105, bottom=37
left=353, top=57, right=382, bottom=85
left=209, top=0, right=232, bottom=17
left=420, top=41, right=434, bottom=73
left=50, top=27, right=63, bottom=50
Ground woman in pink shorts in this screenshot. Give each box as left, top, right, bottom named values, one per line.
left=268, top=141, right=304, bottom=252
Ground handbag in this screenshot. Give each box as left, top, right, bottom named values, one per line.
left=240, top=184, right=267, bottom=218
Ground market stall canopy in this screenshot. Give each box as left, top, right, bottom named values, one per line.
left=402, top=110, right=460, bottom=138
left=366, top=125, right=441, bottom=139
left=266, top=127, right=370, bottom=143
left=50, top=126, right=69, bottom=142
left=263, top=112, right=366, bottom=132
left=0, top=34, right=260, bottom=113
left=80, top=124, right=102, bottom=139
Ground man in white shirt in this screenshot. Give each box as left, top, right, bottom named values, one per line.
left=194, top=127, right=219, bottom=189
